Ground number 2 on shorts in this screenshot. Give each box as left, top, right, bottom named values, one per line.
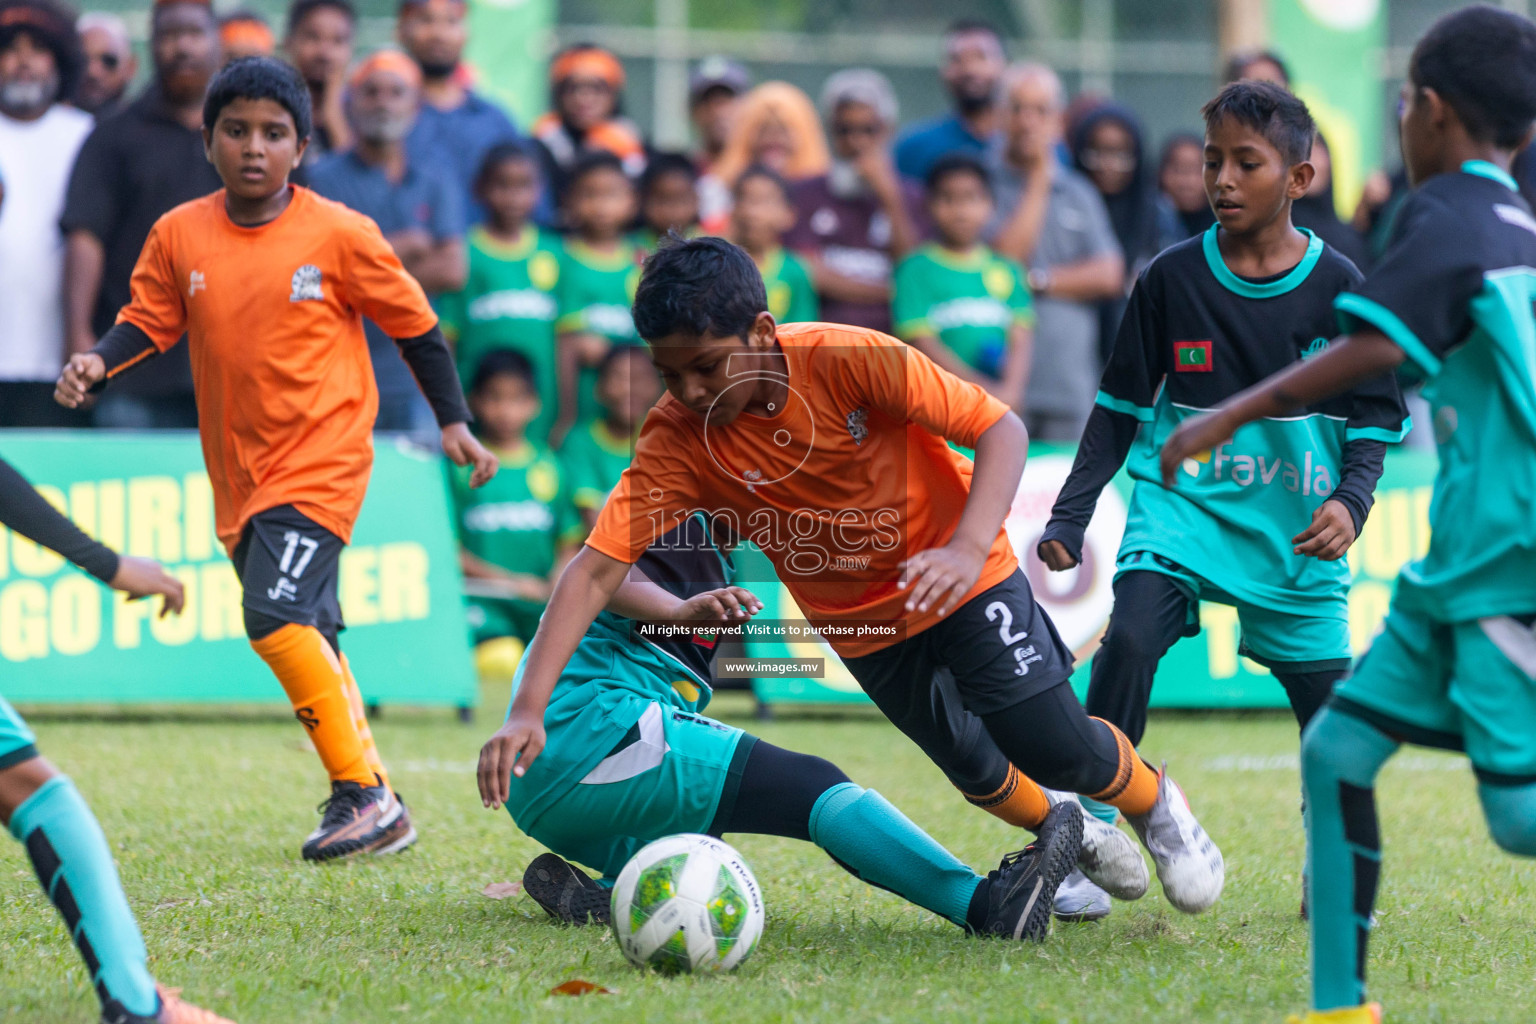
left=985, top=600, right=1030, bottom=646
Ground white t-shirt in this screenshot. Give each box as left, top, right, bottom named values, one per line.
left=0, top=105, right=94, bottom=382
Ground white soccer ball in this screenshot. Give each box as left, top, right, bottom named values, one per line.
left=610, top=833, right=765, bottom=973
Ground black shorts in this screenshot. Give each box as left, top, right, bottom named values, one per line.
left=844, top=568, right=1076, bottom=718
left=231, top=505, right=346, bottom=638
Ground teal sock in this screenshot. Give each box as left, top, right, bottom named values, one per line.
left=9, top=775, right=159, bottom=1017
left=808, top=782, right=983, bottom=927
left=1078, top=795, right=1120, bottom=825
left=1300, top=707, right=1398, bottom=1012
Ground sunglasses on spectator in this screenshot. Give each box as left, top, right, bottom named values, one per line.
left=1080, top=147, right=1136, bottom=173
left=89, top=52, right=121, bottom=70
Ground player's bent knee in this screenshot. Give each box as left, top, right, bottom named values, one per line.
left=1478, top=782, right=1536, bottom=856
left=1098, top=619, right=1166, bottom=667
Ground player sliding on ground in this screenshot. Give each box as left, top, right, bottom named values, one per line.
left=481, top=513, right=1084, bottom=941
left=0, top=455, right=232, bottom=1023
left=478, top=234, right=1223, bottom=919
left=1038, top=81, right=1408, bottom=920
left=54, top=57, right=498, bottom=864
left=1160, top=8, right=1536, bottom=1022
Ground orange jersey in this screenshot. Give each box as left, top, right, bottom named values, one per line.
left=112, top=187, right=438, bottom=553
left=586, top=322, right=1019, bottom=656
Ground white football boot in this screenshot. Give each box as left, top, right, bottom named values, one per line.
left=1052, top=868, right=1112, bottom=922
left=1125, top=765, right=1224, bottom=914
left=1042, top=788, right=1149, bottom=901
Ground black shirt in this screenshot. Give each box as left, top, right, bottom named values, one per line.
left=60, top=86, right=223, bottom=398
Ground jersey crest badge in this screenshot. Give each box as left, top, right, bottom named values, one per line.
left=289, top=264, right=324, bottom=303
left=1301, top=336, right=1330, bottom=360
left=1173, top=339, right=1213, bottom=372
left=846, top=407, right=868, bottom=445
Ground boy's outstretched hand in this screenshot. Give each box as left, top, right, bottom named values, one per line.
left=900, top=541, right=986, bottom=617
left=110, top=555, right=185, bottom=617
left=55, top=353, right=106, bottom=409
left=478, top=708, right=544, bottom=807
left=1159, top=410, right=1235, bottom=485
left=442, top=422, right=498, bottom=488
left=1038, top=539, right=1079, bottom=572
left=1293, top=499, right=1357, bottom=561
left=673, top=586, right=763, bottom=622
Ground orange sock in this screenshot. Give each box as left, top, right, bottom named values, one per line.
left=961, top=764, right=1051, bottom=829
left=250, top=624, right=375, bottom=787
left=339, top=654, right=390, bottom=792
left=1087, top=717, right=1159, bottom=817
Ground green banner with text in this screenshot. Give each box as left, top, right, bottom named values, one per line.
left=748, top=444, right=1436, bottom=709
left=0, top=431, right=476, bottom=709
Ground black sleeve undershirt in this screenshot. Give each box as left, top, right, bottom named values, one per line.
left=1329, top=439, right=1387, bottom=536
left=92, top=321, right=159, bottom=383
left=1038, top=404, right=1141, bottom=563
left=0, top=456, right=119, bottom=582
left=396, top=324, right=471, bottom=427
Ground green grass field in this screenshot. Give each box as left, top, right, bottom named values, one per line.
left=4, top=686, right=1534, bottom=1024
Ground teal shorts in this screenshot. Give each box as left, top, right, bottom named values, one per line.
left=1333, top=602, right=1536, bottom=783
left=0, top=695, right=39, bottom=770
left=1119, top=551, right=1352, bottom=670
left=510, top=698, right=751, bottom=881
left=466, top=597, right=543, bottom=645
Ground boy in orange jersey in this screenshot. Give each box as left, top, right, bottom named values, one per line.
left=56, top=57, right=497, bottom=864
left=479, top=235, right=1224, bottom=917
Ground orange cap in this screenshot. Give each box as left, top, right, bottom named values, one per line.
left=220, top=18, right=274, bottom=56
left=348, top=49, right=422, bottom=91
left=550, top=47, right=624, bottom=90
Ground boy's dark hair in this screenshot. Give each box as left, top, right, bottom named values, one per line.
left=1223, top=48, right=1290, bottom=87
left=597, top=342, right=650, bottom=379
left=1201, top=80, right=1314, bottom=166
left=733, top=162, right=790, bottom=201
left=563, top=149, right=630, bottom=203
left=640, top=151, right=699, bottom=194
left=633, top=235, right=768, bottom=342
left=474, top=140, right=538, bottom=193
left=1410, top=4, right=1536, bottom=150
left=470, top=348, right=537, bottom=394
left=946, top=17, right=1001, bottom=43
left=285, top=0, right=355, bottom=34
left=926, top=153, right=991, bottom=196
left=204, top=56, right=314, bottom=141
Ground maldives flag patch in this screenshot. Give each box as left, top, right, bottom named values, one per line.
left=1174, top=339, right=1214, bottom=372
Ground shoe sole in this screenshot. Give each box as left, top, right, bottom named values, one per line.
left=1017, top=802, right=1084, bottom=941
left=371, top=825, right=418, bottom=856
left=524, top=854, right=610, bottom=926
left=1053, top=906, right=1111, bottom=923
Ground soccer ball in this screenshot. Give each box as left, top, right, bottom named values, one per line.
left=610, top=834, right=764, bottom=973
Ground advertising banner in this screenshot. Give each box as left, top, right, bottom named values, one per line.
left=0, top=431, right=477, bottom=709
left=750, top=444, right=1436, bottom=709
left=466, top=0, right=555, bottom=129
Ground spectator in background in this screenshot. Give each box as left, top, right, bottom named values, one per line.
left=0, top=0, right=93, bottom=428
left=1224, top=48, right=1290, bottom=88
left=689, top=56, right=748, bottom=229
left=987, top=61, right=1123, bottom=441
left=1071, top=103, right=1178, bottom=361
left=706, top=80, right=829, bottom=233
left=560, top=344, right=661, bottom=534
left=531, top=43, right=645, bottom=211
left=399, top=0, right=519, bottom=223
left=61, top=0, right=219, bottom=430
left=310, top=48, right=465, bottom=437
left=439, top=142, right=563, bottom=444
left=895, top=19, right=1006, bottom=183
left=731, top=165, right=818, bottom=325
left=554, top=151, right=644, bottom=439
left=1292, top=131, right=1367, bottom=268
left=635, top=151, right=700, bottom=248
left=785, top=68, right=922, bottom=333
left=284, top=0, right=354, bottom=160
left=73, top=11, right=134, bottom=117
left=219, top=10, right=272, bottom=63
left=1158, top=131, right=1213, bottom=239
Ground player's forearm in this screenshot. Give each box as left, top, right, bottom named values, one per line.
left=607, top=566, right=686, bottom=621
left=1331, top=439, right=1389, bottom=535
left=992, top=174, right=1051, bottom=264
left=90, top=322, right=159, bottom=381
left=507, top=546, right=631, bottom=719
left=999, top=323, right=1032, bottom=411
left=952, top=411, right=1028, bottom=555
left=64, top=231, right=105, bottom=354
left=0, top=457, right=119, bottom=582
left=395, top=324, right=472, bottom=426
left=1041, top=405, right=1139, bottom=560
left=1211, top=330, right=1406, bottom=437
left=1038, top=254, right=1125, bottom=302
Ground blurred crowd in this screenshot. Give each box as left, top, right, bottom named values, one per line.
left=0, top=4, right=1491, bottom=661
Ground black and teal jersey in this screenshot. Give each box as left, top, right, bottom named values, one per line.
left=1334, top=161, right=1536, bottom=621
left=506, top=513, right=734, bottom=826
left=1044, top=225, right=1409, bottom=615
